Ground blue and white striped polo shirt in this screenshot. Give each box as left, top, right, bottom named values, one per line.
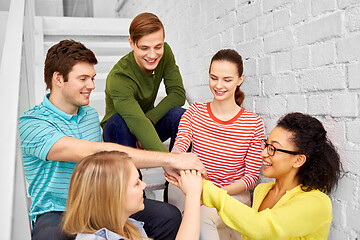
left=19, top=94, right=102, bottom=223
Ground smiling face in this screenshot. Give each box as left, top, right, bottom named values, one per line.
left=209, top=60, right=244, bottom=103
left=55, top=61, right=96, bottom=115
left=122, top=164, right=146, bottom=218
left=129, top=29, right=164, bottom=74
left=261, top=127, right=300, bottom=180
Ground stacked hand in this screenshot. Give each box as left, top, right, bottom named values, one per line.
left=165, top=170, right=203, bottom=196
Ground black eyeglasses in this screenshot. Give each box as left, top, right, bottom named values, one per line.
left=261, top=139, right=300, bottom=157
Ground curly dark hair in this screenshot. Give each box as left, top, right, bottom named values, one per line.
left=44, top=39, right=97, bottom=90
left=276, top=112, right=343, bottom=194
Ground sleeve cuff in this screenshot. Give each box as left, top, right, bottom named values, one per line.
left=202, top=180, right=228, bottom=209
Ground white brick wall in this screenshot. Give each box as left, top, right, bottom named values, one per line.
left=118, top=1, right=360, bottom=238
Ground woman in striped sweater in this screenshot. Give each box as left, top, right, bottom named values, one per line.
left=171, top=49, right=265, bottom=240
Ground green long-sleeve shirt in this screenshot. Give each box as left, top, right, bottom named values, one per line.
left=100, top=42, right=186, bottom=152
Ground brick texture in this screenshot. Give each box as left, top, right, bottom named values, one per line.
left=118, top=0, right=360, bottom=238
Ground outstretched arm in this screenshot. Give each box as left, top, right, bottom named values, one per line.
left=47, top=136, right=206, bottom=176
left=202, top=180, right=332, bottom=239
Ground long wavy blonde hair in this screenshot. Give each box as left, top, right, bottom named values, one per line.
left=62, top=151, right=147, bottom=240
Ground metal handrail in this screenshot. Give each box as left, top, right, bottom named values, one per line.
left=0, top=0, right=34, bottom=238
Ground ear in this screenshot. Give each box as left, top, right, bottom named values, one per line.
left=293, top=154, right=306, bottom=168
left=238, top=74, right=244, bottom=86
left=129, top=37, right=135, bottom=50
left=52, top=72, right=64, bottom=88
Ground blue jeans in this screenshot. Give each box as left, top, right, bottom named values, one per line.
left=103, top=107, right=186, bottom=151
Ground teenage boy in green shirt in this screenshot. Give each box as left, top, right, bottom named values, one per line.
left=101, top=12, right=186, bottom=153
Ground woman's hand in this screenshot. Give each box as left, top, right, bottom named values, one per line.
left=165, top=170, right=203, bottom=196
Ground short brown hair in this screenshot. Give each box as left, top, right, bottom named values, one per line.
left=44, top=40, right=97, bottom=90
left=129, top=12, right=165, bottom=45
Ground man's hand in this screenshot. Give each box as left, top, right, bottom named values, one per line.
left=163, top=152, right=207, bottom=178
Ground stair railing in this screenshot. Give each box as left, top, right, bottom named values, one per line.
left=0, top=0, right=36, bottom=238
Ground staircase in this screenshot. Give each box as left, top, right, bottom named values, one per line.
left=35, top=16, right=166, bottom=200
left=35, top=16, right=132, bottom=119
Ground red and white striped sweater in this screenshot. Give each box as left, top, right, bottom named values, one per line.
left=172, top=102, right=265, bottom=189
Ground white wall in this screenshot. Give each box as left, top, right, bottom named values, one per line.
left=93, top=0, right=118, bottom=18
left=118, top=1, right=360, bottom=239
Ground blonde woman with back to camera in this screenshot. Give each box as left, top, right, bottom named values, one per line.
left=62, top=151, right=202, bottom=240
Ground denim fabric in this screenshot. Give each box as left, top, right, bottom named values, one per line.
left=75, top=219, right=147, bottom=240
left=102, top=107, right=186, bottom=151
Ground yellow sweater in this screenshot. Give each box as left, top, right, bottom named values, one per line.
left=202, top=180, right=332, bottom=240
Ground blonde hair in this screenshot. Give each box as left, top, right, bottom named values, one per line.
left=62, top=151, right=147, bottom=240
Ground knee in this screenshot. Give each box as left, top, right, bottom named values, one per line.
left=168, top=107, right=186, bottom=117
left=103, top=113, right=133, bottom=142
left=166, top=107, right=186, bottom=125
left=200, top=206, right=219, bottom=226
left=104, top=113, right=127, bottom=129
left=161, top=203, right=182, bottom=227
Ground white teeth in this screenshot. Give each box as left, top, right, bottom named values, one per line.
left=146, top=59, right=156, bottom=63
left=263, top=161, right=272, bottom=166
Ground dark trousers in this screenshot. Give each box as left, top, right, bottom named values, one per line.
left=102, top=107, right=186, bottom=151
left=31, top=199, right=181, bottom=240
left=131, top=198, right=182, bottom=239
left=31, top=211, right=73, bottom=240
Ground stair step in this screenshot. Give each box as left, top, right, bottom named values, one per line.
left=89, top=92, right=105, bottom=117
left=96, top=72, right=107, bottom=80
left=96, top=55, right=121, bottom=63
left=42, top=16, right=132, bottom=36
left=90, top=92, right=105, bottom=101
left=142, top=167, right=166, bottom=189
left=43, top=41, right=131, bottom=56
left=94, top=58, right=118, bottom=74
left=94, top=73, right=107, bottom=93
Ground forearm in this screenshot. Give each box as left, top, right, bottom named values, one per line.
left=113, top=101, right=168, bottom=152
left=175, top=194, right=201, bottom=240
left=146, top=92, right=185, bottom=124
left=47, top=136, right=206, bottom=176
left=222, top=179, right=247, bottom=195
left=202, top=180, right=332, bottom=239
left=46, top=136, right=170, bottom=168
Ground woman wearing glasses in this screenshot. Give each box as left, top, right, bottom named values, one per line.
left=197, top=112, right=342, bottom=240
left=170, top=49, right=265, bottom=239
